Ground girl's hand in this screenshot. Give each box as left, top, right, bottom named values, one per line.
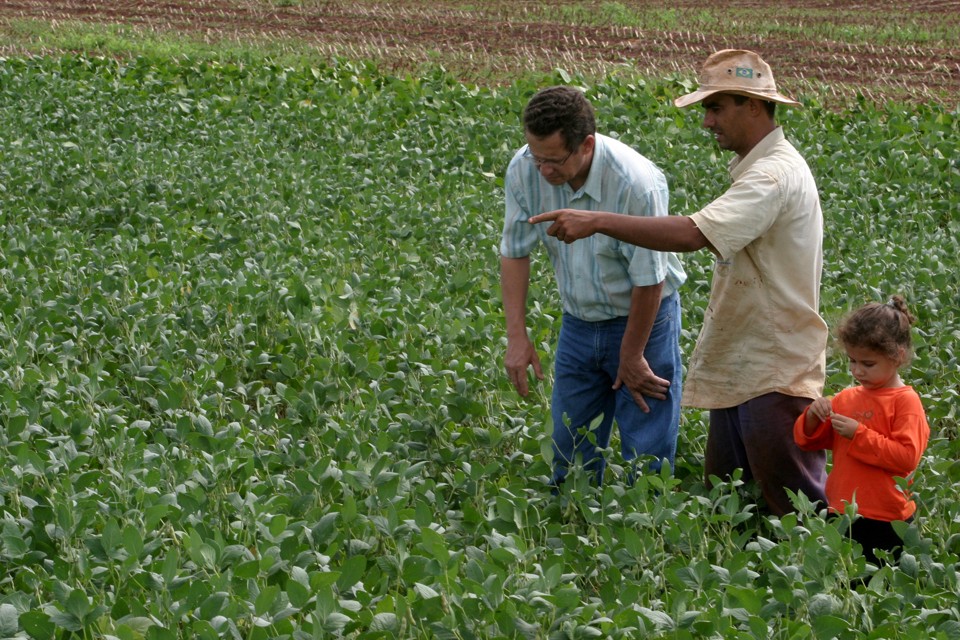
left=808, top=397, right=832, bottom=422
left=830, top=413, right=860, bottom=439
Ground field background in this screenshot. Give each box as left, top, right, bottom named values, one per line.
left=0, top=1, right=959, bottom=639
left=1, top=0, right=959, bottom=106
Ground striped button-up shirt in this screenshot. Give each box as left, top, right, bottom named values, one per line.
left=501, top=134, right=686, bottom=322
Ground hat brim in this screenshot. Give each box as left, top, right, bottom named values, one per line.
left=674, top=88, right=801, bottom=108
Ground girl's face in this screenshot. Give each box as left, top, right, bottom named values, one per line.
left=845, top=345, right=904, bottom=390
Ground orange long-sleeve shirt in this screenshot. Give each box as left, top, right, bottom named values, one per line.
left=793, top=385, right=929, bottom=521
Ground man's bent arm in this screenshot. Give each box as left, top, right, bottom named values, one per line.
left=617, top=282, right=669, bottom=412
left=621, top=283, right=663, bottom=361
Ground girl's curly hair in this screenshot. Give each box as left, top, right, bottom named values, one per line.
left=837, top=295, right=916, bottom=364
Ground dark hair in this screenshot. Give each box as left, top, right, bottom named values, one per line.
left=837, top=295, right=917, bottom=364
left=731, top=93, right=776, bottom=118
left=522, top=86, right=596, bottom=152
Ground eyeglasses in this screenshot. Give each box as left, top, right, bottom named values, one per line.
left=523, top=147, right=574, bottom=169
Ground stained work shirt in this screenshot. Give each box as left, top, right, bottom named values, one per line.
left=501, top=134, right=686, bottom=322
left=685, top=127, right=827, bottom=408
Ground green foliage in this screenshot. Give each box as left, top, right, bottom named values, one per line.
left=0, top=54, right=957, bottom=638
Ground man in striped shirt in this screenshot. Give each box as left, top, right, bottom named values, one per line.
left=528, top=51, right=829, bottom=515
left=500, top=86, right=686, bottom=487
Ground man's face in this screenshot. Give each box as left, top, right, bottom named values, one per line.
left=700, top=93, right=752, bottom=156
left=524, top=130, right=592, bottom=189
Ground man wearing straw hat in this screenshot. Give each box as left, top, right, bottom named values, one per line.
left=529, top=50, right=829, bottom=515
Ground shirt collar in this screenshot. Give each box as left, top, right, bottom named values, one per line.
left=569, top=134, right=605, bottom=202
left=729, top=126, right=785, bottom=179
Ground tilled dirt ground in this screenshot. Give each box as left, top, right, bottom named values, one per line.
left=1, top=0, right=958, bottom=105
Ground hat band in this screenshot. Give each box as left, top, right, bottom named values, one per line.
left=698, top=83, right=778, bottom=96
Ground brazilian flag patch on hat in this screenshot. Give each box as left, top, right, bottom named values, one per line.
left=735, top=67, right=754, bottom=78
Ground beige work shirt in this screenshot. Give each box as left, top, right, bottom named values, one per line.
left=684, top=127, right=827, bottom=409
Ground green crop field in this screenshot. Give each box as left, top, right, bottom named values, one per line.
left=0, top=2, right=959, bottom=638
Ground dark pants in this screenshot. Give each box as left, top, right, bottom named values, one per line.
left=848, top=516, right=908, bottom=565
left=705, top=392, right=827, bottom=516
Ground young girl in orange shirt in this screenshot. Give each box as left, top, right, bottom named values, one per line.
left=794, top=296, right=930, bottom=565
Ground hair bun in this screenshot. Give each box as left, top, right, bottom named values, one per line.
left=888, top=295, right=916, bottom=325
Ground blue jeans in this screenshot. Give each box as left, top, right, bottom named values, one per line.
left=551, top=293, right=682, bottom=485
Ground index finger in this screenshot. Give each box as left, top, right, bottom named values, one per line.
left=527, top=211, right=558, bottom=224
left=511, top=370, right=529, bottom=396
left=631, top=391, right=651, bottom=414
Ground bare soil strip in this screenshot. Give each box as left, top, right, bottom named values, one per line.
left=1, top=0, right=958, bottom=105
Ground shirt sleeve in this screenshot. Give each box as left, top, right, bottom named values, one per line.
left=846, top=394, right=929, bottom=477
left=500, top=160, right=539, bottom=259
left=690, top=167, right=783, bottom=260
left=621, top=178, right=671, bottom=287
left=793, top=405, right=835, bottom=450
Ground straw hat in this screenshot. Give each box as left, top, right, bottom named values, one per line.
left=674, top=49, right=801, bottom=108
